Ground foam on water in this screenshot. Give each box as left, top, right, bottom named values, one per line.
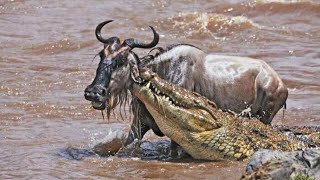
left=159, top=12, right=261, bottom=39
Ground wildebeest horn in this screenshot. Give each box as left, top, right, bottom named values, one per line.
left=95, top=20, right=115, bottom=44
left=123, top=26, right=159, bottom=49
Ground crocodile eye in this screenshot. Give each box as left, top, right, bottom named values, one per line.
left=208, top=101, right=217, bottom=108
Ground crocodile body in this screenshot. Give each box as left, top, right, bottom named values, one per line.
left=129, top=68, right=318, bottom=161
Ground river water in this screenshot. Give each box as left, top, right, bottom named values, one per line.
left=0, top=0, right=319, bottom=179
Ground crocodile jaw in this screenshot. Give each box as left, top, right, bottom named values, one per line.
left=131, top=81, right=226, bottom=160
left=131, top=80, right=218, bottom=132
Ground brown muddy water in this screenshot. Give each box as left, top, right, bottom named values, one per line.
left=0, top=0, right=319, bottom=179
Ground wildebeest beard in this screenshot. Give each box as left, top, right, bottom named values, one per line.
left=108, top=55, right=145, bottom=121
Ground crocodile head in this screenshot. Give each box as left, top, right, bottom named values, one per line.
left=130, top=68, right=308, bottom=161
left=131, top=68, right=220, bottom=129
left=130, top=68, right=231, bottom=160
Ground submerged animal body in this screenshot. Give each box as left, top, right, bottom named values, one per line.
left=129, top=69, right=316, bottom=160
left=84, top=20, right=288, bottom=147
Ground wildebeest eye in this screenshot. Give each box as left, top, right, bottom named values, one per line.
left=112, top=54, right=126, bottom=67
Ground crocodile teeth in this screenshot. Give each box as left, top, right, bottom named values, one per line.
left=162, top=96, right=169, bottom=101
left=146, top=82, right=151, bottom=88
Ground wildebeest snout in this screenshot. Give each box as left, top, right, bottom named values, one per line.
left=84, top=85, right=107, bottom=102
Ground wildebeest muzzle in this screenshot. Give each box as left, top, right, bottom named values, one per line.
left=84, top=60, right=114, bottom=110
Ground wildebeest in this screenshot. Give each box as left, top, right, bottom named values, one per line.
left=84, top=20, right=288, bottom=147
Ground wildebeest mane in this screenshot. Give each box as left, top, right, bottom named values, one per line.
left=162, top=43, right=201, bottom=54
left=105, top=51, right=141, bottom=121
left=139, top=44, right=201, bottom=63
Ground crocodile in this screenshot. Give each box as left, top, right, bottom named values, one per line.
left=126, top=68, right=318, bottom=161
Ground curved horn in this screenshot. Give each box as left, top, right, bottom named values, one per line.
left=123, top=26, right=159, bottom=49
left=95, top=20, right=114, bottom=44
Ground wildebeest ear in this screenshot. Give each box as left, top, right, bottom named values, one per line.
left=139, top=55, right=154, bottom=65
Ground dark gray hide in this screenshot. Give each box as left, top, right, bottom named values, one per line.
left=244, top=149, right=320, bottom=179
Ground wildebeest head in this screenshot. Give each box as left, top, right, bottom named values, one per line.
left=84, top=20, right=159, bottom=111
